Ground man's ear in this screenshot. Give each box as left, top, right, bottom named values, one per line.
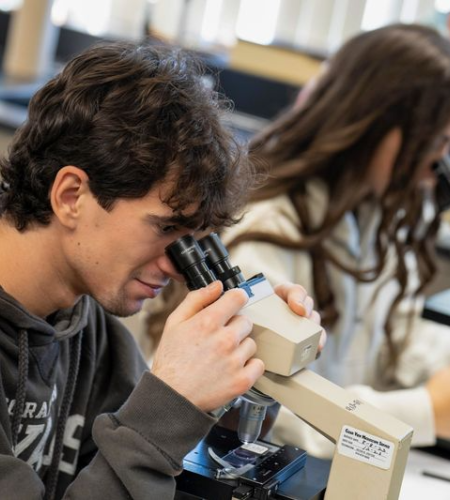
left=50, top=166, right=90, bottom=229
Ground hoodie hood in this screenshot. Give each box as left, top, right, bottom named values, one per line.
left=0, top=287, right=90, bottom=343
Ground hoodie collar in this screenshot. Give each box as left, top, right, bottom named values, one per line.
left=0, top=287, right=90, bottom=343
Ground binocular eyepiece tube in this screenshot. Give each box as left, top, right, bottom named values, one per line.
left=165, top=233, right=246, bottom=292
left=165, top=236, right=216, bottom=291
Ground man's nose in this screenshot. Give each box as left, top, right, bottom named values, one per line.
left=157, top=254, right=184, bottom=282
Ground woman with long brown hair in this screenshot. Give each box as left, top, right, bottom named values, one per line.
left=220, top=23, right=450, bottom=456
left=144, top=23, right=450, bottom=457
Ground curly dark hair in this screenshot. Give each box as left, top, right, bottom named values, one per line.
left=0, top=42, right=254, bottom=231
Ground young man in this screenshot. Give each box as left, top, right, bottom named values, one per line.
left=0, top=42, right=320, bottom=499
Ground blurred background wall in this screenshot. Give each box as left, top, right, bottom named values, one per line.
left=1, top=0, right=449, bottom=124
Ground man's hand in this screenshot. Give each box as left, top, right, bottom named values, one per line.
left=152, top=281, right=264, bottom=412
left=426, top=366, right=450, bottom=439
left=274, top=282, right=326, bottom=351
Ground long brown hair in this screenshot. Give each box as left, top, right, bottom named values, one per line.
left=231, top=24, right=450, bottom=373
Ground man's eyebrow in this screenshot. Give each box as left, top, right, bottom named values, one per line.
left=145, top=214, right=178, bottom=224
left=144, top=213, right=199, bottom=228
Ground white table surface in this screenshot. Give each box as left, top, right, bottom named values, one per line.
left=400, top=449, right=450, bottom=499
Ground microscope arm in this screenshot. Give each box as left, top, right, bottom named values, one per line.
left=242, top=290, right=413, bottom=500
left=255, top=370, right=412, bottom=500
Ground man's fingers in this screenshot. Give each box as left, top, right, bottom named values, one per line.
left=288, top=295, right=314, bottom=317
left=274, top=283, right=314, bottom=317
left=202, top=288, right=249, bottom=327
left=274, top=282, right=306, bottom=302
left=318, top=324, right=327, bottom=351
left=167, top=284, right=249, bottom=331
left=232, top=356, right=266, bottom=396
left=235, top=336, right=258, bottom=363
left=274, top=282, right=325, bottom=353
left=167, top=281, right=223, bottom=324
left=225, top=314, right=253, bottom=344
left=243, top=357, right=265, bottom=381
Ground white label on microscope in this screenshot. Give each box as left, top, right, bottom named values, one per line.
left=337, top=425, right=394, bottom=470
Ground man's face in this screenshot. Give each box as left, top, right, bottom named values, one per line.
left=65, top=183, right=194, bottom=317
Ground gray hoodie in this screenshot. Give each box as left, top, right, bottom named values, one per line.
left=0, top=288, right=215, bottom=499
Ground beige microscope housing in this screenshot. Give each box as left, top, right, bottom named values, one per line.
left=241, top=280, right=413, bottom=500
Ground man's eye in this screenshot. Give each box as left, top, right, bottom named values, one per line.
left=159, top=224, right=178, bottom=234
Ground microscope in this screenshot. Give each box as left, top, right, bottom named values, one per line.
left=166, top=233, right=413, bottom=500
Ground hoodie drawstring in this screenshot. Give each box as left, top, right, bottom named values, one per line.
left=45, top=331, right=83, bottom=500
left=11, top=329, right=29, bottom=450
left=8, top=327, right=82, bottom=500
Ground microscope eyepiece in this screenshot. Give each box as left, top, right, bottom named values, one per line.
left=198, top=233, right=246, bottom=291
left=165, top=235, right=216, bottom=291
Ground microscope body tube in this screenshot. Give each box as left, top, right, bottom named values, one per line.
left=166, top=234, right=323, bottom=443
